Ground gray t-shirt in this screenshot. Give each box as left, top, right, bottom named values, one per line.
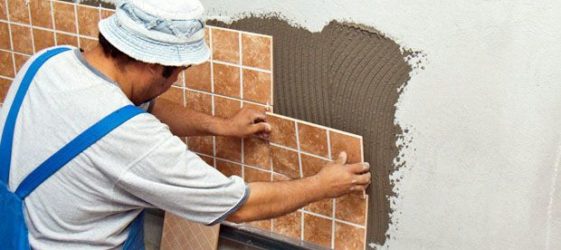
left=0, top=46, right=248, bottom=249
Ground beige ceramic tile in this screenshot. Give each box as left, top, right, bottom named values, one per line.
left=13, top=53, right=29, bottom=73
left=273, top=211, right=301, bottom=240
left=298, top=122, right=329, bottom=158
left=0, top=50, right=14, bottom=77
left=270, top=145, right=300, bottom=179
left=216, top=159, right=242, bottom=177
left=211, top=28, right=239, bottom=64
left=0, top=78, right=11, bottom=102
left=241, top=33, right=272, bottom=70
left=186, top=136, right=213, bottom=156
left=186, top=62, right=211, bottom=92
left=158, top=86, right=184, bottom=106
left=214, top=95, right=240, bottom=119
left=185, top=90, right=212, bottom=115
left=330, top=130, right=362, bottom=164
left=215, top=136, right=241, bottom=163
left=242, top=68, right=271, bottom=105
left=336, top=192, right=367, bottom=226
left=160, top=212, right=220, bottom=250
left=10, top=24, right=33, bottom=54
left=33, top=29, right=55, bottom=52
left=266, top=114, right=297, bottom=149
left=56, top=32, right=78, bottom=47
left=77, top=5, right=99, bottom=37
left=30, top=0, right=52, bottom=28
left=303, top=213, right=332, bottom=248
left=0, top=1, right=7, bottom=20
left=243, top=137, right=271, bottom=170
left=8, top=0, right=29, bottom=24
left=334, top=222, right=365, bottom=250
left=53, top=1, right=76, bottom=33
left=0, top=22, right=10, bottom=50
left=213, top=62, right=240, bottom=98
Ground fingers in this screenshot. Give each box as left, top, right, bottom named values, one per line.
left=334, top=151, right=348, bottom=165
left=348, top=162, right=369, bottom=174
left=249, top=122, right=272, bottom=135
left=351, top=172, right=371, bottom=185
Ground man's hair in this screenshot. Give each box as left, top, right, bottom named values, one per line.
left=98, top=33, right=175, bottom=78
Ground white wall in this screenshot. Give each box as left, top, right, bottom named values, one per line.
left=201, top=0, right=561, bottom=249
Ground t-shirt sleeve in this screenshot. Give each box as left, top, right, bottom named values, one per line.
left=112, top=116, right=249, bottom=225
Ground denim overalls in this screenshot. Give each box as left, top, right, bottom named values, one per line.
left=0, top=47, right=145, bottom=249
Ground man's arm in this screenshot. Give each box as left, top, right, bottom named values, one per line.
left=227, top=152, right=371, bottom=223
left=151, top=98, right=271, bottom=137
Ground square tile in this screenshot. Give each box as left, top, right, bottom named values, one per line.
left=300, top=152, right=329, bottom=178
left=158, top=86, right=184, bottom=106
left=243, top=137, right=271, bottom=170
left=185, top=90, right=212, bottom=115
left=8, top=0, right=30, bottom=24
left=0, top=50, right=14, bottom=77
left=304, top=199, right=333, bottom=218
left=53, top=1, right=76, bottom=33
left=215, top=136, right=241, bottom=163
left=10, top=24, right=33, bottom=54
left=33, top=29, right=55, bottom=52
left=213, top=62, right=240, bottom=98
left=241, top=33, right=272, bottom=70
left=0, top=22, right=10, bottom=50
left=214, top=95, right=240, bottom=119
left=216, top=159, right=241, bottom=177
left=186, top=136, right=213, bottom=156
left=100, top=8, right=114, bottom=20
left=297, top=122, right=329, bottom=158
left=160, top=212, right=220, bottom=250
left=270, top=145, right=300, bottom=179
left=77, top=5, right=99, bottom=37
left=211, top=28, right=239, bottom=64
left=266, top=114, right=297, bottom=149
left=79, top=37, right=97, bottom=51
left=30, top=0, right=52, bottom=28
left=330, top=131, right=362, bottom=164
left=0, top=78, right=11, bottom=102
left=198, top=154, right=214, bottom=166
left=185, top=62, right=211, bottom=92
left=13, top=53, right=29, bottom=73
left=56, top=32, right=78, bottom=47
left=303, top=214, right=332, bottom=248
left=334, top=222, right=365, bottom=250
left=244, top=166, right=271, bottom=182
left=0, top=1, right=7, bottom=20
left=335, top=193, right=367, bottom=226
left=273, top=211, right=301, bottom=240
left=242, top=68, right=271, bottom=105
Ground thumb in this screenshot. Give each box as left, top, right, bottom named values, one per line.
left=248, top=122, right=271, bottom=135
left=334, top=151, right=347, bottom=165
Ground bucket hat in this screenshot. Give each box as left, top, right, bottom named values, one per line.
left=98, top=0, right=209, bottom=66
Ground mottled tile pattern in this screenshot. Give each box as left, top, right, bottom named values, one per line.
left=0, top=2, right=367, bottom=249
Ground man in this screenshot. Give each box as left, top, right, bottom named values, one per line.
left=0, top=0, right=371, bottom=249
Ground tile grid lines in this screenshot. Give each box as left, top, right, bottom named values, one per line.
left=49, top=0, right=57, bottom=45
left=213, top=59, right=272, bottom=74
left=269, top=31, right=274, bottom=106
left=208, top=27, right=219, bottom=174
left=26, top=0, right=36, bottom=53
left=237, top=29, right=246, bottom=186
left=209, top=25, right=272, bottom=39
left=4, top=0, right=17, bottom=77
left=196, top=151, right=368, bottom=229
left=0, top=75, right=14, bottom=81
left=72, top=1, right=80, bottom=48
left=326, top=130, right=337, bottom=249
left=0, top=19, right=98, bottom=43
left=184, top=87, right=269, bottom=110
left=293, top=120, right=305, bottom=241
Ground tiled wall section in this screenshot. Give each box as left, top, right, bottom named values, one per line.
left=0, top=1, right=367, bottom=249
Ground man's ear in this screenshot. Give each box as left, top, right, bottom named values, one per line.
left=146, top=63, right=162, bottom=74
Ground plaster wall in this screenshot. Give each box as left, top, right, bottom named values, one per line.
left=201, top=0, right=561, bottom=249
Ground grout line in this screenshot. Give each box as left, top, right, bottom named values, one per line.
left=212, top=59, right=272, bottom=74
left=49, top=0, right=58, bottom=45
left=73, top=2, right=80, bottom=48
left=294, top=122, right=304, bottom=178
left=270, top=35, right=274, bottom=106
left=299, top=209, right=366, bottom=229
left=0, top=75, right=14, bottom=80
left=4, top=0, right=17, bottom=77
left=300, top=209, right=304, bottom=241
left=185, top=87, right=270, bottom=108
left=238, top=31, right=243, bottom=100
left=265, top=111, right=362, bottom=139
left=207, top=25, right=272, bottom=39
left=209, top=28, right=217, bottom=167
left=326, top=129, right=332, bottom=160
left=0, top=20, right=96, bottom=40
left=331, top=199, right=336, bottom=248
left=26, top=0, right=36, bottom=53
left=269, top=141, right=332, bottom=162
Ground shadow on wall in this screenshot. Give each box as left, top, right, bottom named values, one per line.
left=208, top=16, right=414, bottom=246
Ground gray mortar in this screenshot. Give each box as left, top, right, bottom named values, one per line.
left=208, top=17, right=412, bottom=246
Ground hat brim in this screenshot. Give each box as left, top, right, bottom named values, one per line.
left=98, top=15, right=210, bottom=66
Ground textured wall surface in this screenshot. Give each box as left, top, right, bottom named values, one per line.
left=202, top=0, right=561, bottom=249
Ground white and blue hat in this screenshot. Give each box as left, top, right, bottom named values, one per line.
left=98, top=0, right=210, bottom=66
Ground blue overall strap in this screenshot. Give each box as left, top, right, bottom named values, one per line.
left=15, top=105, right=144, bottom=199
left=0, top=47, right=71, bottom=184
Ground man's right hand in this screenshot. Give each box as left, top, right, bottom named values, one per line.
left=313, top=152, right=371, bottom=199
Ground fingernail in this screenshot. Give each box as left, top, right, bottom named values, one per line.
left=265, top=123, right=272, bottom=131
left=364, top=162, right=370, bottom=170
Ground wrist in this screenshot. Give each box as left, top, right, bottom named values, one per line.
left=209, top=117, right=231, bottom=136
left=307, top=174, right=327, bottom=201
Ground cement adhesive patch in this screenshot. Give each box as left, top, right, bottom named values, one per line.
left=209, top=17, right=413, bottom=246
